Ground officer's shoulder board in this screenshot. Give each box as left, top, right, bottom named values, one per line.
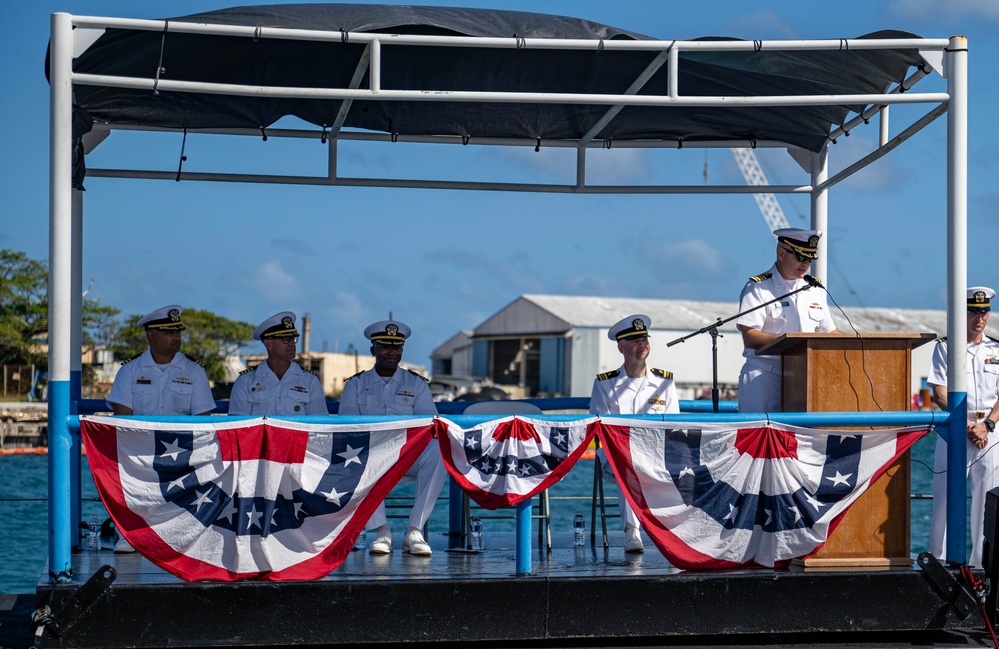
left=651, top=368, right=673, bottom=380
left=406, top=368, right=430, bottom=383
left=120, top=351, right=143, bottom=366
left=749, top=271, right=772, bottom=283
left=344, top=370, right=365, bottom=383
left=936, top=336, right=947, bottom=344
left=239, top=364, right=257, bottom=376
left=183, top=353, right=205, bottom=367
left=596, top=369, right=620, bottom=381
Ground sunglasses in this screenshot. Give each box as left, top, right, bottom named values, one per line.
left=782, top=246, right=814, bottom=263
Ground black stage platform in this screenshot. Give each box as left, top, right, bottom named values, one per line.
left=21, top=531, right=993, bottom=649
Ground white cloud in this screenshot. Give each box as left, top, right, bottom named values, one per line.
left=638, top=238, right=730, bottom=280
left=253, top=261, right=301, bottom=303
left=828, top=134, right=906, bottom=191
left=727, top=11, right=799, bottom=40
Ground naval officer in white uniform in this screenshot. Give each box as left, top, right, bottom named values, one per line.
left=590, top=314, right=679, bottom=552
left=229, top=312, right=328, bottom=416
left=107, top=305, right=215, bottom=417
left=338, top=320, right=444, bottom=556
left=736, top=228, right=837, bottom=412
left=927, top=286, right=999, bottom=566
left=107, top=304, right=215, bottom=552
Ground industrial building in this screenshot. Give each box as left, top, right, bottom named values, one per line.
left=432, top=294, right=986, bottom=401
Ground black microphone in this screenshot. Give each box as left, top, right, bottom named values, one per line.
left=804, top=274, right=824, bottom=289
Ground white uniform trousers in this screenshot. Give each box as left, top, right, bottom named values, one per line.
left=737, top=359, right=781, bottom=413
left=596, top=448, right=640, bottom=529
left=928, top=430, right=999, bottom=567
left=366, top=440, right=447, bottom=530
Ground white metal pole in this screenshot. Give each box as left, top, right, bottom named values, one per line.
left=945, top=35, right=969, bottom=564
left=48, top=11, right=75, bottom=581
left=70, top=188, right=84, bottom=542
left=810, top=143, right=829, bottom=286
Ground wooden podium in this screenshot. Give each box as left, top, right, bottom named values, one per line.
left=756, top=332, right=936, bottom=570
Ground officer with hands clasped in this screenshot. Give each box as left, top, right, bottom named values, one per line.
left=589, top=314, right=679, bottom=552
left=927, top=286, right=999, bottom=566
left=228, top=311, right=328, bottom=416
left=736, top=228, right=838, bottom=412
left=338, top=320, right=444, bottom=556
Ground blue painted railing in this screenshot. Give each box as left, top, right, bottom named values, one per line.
left=61, top=401, right=948, bottom=577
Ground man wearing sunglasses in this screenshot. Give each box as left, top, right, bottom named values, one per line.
left=926, top=286, right=999, bottom=566
left=229, top=311, right=328, bottom=415
left=736, top=228, right=837, bottom=412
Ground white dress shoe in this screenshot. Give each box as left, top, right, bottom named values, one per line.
left=369, top=528, right=393, bottom=554
left=624, top=526, right=644, bottom=553
left=114, top=538, right=136, bottom=554
left=403, top=528, right=432, bottom=556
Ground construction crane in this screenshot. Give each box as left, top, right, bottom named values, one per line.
left=730, top=148, right=789, bottom=233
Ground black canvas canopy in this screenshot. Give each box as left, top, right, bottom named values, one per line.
left=61, top=3, right=925, bottom=168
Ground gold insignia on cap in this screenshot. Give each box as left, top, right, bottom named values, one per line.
left=633, top=319, right=646, bottom=331
left=975, top=291, right=987, bottom=305
left=168, top=309, right=180, bottom=322
left=386, top=324, right=399, bottom=336
left=808, top=235, right=819, bottom=248
left=282, top=316, right=294, bottom=329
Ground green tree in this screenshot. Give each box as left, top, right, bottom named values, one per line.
left=0, top=249, right=48, bottom=364
left=114, top=309, right=254, bottom=383
left=0, top=248, right=115, bottom=366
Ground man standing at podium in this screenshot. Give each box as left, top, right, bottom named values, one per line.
left=736, top=228, right=837, bottom=412
left=927, top=286, right=999, bottom=566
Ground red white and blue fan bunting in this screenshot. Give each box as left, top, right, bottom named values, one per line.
left=596, top=419, right=929, bottom=569
left=81, top=415, right=441, bottom=582
left=439, top=416, right=597, bottom=509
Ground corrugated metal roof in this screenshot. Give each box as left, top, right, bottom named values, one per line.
left=471, top=294, right=999, bottom=338
left=430, top=330, right=473, bottom=359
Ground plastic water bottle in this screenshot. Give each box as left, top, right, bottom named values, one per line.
left=353, top=530, right=367, bottom=550
left=87, top=514, right=100, bottom=552
left=470, top=515, right=484, bottom=551
left=573, top=511, right=585, bottom=547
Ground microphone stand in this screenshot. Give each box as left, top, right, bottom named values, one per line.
left=666, top=280, right=818, bottom=413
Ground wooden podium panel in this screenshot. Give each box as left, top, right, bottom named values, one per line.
left=757, top=332, right=936, bottom=569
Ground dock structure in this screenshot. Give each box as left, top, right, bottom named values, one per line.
left=28, top=532, right=992, bottom=648
left=38, top=4, right=983, bottom=648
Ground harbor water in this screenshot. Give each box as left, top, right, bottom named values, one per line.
left=0, top=431, right=953, bottom=594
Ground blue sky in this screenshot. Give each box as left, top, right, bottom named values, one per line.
left=2, top=1, right=998, bottom=368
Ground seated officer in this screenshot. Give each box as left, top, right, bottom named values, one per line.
left=107, top=305, right=214, bottom=417
left=338, top=320, right=443, bottom=556
left=590, top=314, right=679, bottom=553
left=229, top=311, right=328, bottom=416
left=106, top=304, right=214, bottom=552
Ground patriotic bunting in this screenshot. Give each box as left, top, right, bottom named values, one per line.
left=81, top=415, right=441, bottom=582
left=438, top=416, right=597, bottom=509
left=596, top=419, right=929, bottom=569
